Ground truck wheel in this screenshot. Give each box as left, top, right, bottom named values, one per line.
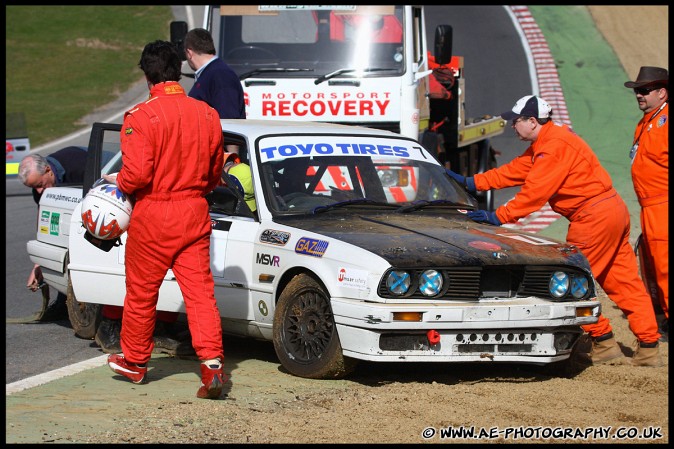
left=66, top=274, right=102, bottom=340
left=273, top=273, right=357, bottom=379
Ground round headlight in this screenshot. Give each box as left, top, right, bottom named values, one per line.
left=378, top=169, right=397, bottom=187
left=386, top=270, right=410, bottom=295
left=571, top=275, right=589, bottom=299
left=419, top=269, right=443, bottom=296
left=549, top=271, right=570, bottom=298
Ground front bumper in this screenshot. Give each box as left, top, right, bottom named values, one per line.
left=331, top=296, right=600, bottom=363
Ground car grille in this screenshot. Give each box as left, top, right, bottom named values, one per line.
left=377, top=265, right=591, bottom=301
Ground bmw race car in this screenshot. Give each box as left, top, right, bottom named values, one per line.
left=27, top=120, right=600, bottom=379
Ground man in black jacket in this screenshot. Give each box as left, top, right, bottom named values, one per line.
left=19, top=147, right=88, bottom=320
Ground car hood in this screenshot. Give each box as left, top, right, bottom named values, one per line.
left=275, top=212, right=589, bottom=269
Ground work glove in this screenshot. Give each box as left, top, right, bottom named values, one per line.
left=445, top=169, right=476, bottom=193
left=467, top=209, right=502, bottom=226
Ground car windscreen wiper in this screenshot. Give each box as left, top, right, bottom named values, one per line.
left=239, top=68, right=314, bottom=80
left=314, top=67, right=398, bottom=85
left=395, top=200, right=467, bottom=213
left=312, top=198, right=397, bottom=214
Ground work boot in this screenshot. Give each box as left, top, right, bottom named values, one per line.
left=108, top=354, right=147, bottom=384
left=197, top=358, right=227, bottom=399
left=631, top=341, right=662, bottom=367
left=95, top=318, right=122, bottom=354
left=152, top=321, right=196, bottom=357
left=658, top=318, right=668, bottom=343
left=589, top=333, right=623, bottom=365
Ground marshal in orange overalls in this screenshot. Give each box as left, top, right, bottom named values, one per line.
left=631, top=102, right=668, bottom=319
left=474, top=121, right=660, bottom=344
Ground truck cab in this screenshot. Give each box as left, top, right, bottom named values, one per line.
left=171, top=5, right=505, bottom=209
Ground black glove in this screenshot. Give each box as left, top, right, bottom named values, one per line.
left=445, top=169, right=476, bottom=193
left=467, top=210, right=501, bottom=226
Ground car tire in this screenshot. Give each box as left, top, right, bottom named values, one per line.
left=66, top=271, right=102, bottom=340
left=273, top=273, right=357, bottom=379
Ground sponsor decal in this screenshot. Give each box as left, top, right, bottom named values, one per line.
left=657, top=115, right=667, bottom=127
left=295, top=237, right=329, bottom=258
left=260, top=229, right=290, bottom=246
left=256, top=253, right=280, bottom=267
left=125, top=127, right=133, bottom=135
left=259, top=91, right=392, bottom=118
left=260, top=142, right=410, bottom=161
left=39, top=210, right=50, bottom=234
left=469, top=241, right=502, bottom=251
left=163, top=84, right=183, bottom=95
left=49, top=212, right=60, bottom=236
left=337, top=267, right=368, bottom=290
left=44, top=192, right=81, bottom=203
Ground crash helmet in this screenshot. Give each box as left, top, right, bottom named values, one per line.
left=80, top=178, right=133, bottom=240
left=227, top=162, right=256, bottom=212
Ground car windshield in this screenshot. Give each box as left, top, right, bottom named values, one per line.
left=256, top=133, right=477, bottom=215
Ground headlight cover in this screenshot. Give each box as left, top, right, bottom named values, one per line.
left=549, top=271, right=589, bottom=300
left=571, top=275, right=589, bottom=299
left=419, top=269, right=443, bottom=296
left=549, top=271, right=570, bottom=298
left=386, top=270, right=411, bottom=295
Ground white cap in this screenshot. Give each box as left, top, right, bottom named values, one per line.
left=501, top=95, right=552, bottom=120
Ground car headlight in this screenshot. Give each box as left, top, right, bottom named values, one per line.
left=419, top=269, right=443, bottom=296
left=549, top=271, right=570, bottom=298
left=386, top=270, right=411, bottom=295
left=549, top=271, right=590, bottom=300
left=377, top=168, right=409, bottom=188
left=571, top=275, right=589, bottom=299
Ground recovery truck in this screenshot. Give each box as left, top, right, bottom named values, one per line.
left=170, top=5, right=505, bottom=210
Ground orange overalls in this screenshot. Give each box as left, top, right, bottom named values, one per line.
left=631, top=101, right=668, bottom=319
left=473, top=122, right=660, bottom=344
left=116, top=82, right=225, bottom=364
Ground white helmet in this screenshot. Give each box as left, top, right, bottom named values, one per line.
left=81, top=178, right=133, bottom=240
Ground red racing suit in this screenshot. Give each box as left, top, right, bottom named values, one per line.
left=116, top=82, right=225, bottom=364
left=473, top=121, right=660, bottom=343
left=631, top=101, right=668, bottom=319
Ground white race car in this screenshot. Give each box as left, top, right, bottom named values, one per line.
left=28, top=120, right=600, bottom=379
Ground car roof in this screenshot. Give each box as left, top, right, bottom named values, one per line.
left=219, top=119, right=403, bottom=139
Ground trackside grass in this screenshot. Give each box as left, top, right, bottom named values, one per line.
left=6, top=6, right=173, bottom=147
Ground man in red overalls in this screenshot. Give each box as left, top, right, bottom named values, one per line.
left=446, top=95, right=662, bottom=367
left=103, top=40, right=226, bottom=398
left=624, top=66, right=668, bottom=340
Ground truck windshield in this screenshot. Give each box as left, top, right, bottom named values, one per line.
left=213, top=5, right=405, bottom=79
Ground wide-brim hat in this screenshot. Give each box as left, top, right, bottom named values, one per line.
left=624, top=66, right=668, bottom=88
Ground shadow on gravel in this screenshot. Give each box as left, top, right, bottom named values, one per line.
left=221, top=332, right=595, bottom=387
left=345, top=333, right=597, bottom=387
